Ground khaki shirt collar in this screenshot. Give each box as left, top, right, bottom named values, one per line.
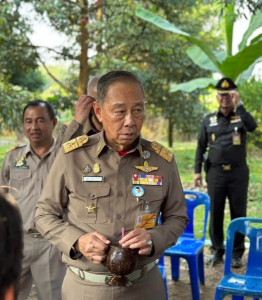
left=95, top=131, right=142, bottom=158
left=25, top=138, right=56, bottom=157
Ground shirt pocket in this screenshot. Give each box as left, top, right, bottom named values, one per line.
left=74, top=183, right=111, bottom=224
left=138, top=187, right=163, bottom=213
left=9, top=168, right=32, bottom=198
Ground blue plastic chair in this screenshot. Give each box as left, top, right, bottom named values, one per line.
left=157, top=254, right=169, bottom=300
left=164, top=190, right=210, bottom=300
left=215, top=217, right=262, bottom=300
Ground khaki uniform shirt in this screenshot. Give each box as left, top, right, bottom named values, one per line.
left=35, top=132, right=188, bottom=273
left=0, top=119, right=88, bottom=232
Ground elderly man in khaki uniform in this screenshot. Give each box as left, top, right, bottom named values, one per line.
left=0, top=81, right=101, bottom=300
left=35, top=70, right=188, bottom=300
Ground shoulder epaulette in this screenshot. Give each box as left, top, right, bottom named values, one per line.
left=63, top=135, right=89, bottom=153
left=6, top=144, right=19, bottom=153
left=151, top=141, right=174, bottom=162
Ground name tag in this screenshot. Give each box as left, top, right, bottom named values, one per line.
left=135, top=213, right=157, bottom=229
left=82, top=176, right=103, bottom=182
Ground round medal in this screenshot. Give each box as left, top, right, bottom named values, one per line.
left=132, top=186, right=145, bottom=197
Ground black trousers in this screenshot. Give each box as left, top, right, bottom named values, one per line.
left=206, top=162, right=249, bottom=258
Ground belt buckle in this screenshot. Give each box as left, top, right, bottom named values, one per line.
left=222, top=164, right=231, bottom=171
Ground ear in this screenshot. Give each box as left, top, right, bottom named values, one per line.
left=52, top=117, right=58, bottom=128
left=93, top=102, right=102, bottom=123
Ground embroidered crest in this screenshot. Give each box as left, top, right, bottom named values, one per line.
left=221, top=80, right=230, bottom=89
left=14, top=156, right=28, bottom=168
left=151, top=141, right=173, bottom=162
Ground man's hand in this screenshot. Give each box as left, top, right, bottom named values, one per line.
left=74, top=95, right=95, bottom=125
left=194, top=173, right=202, bottom=187
left=119, top=228, right=153, bottom=256
left=229, top=90, right=240, bottom=106
left=76, top=232, right=111, bottom=264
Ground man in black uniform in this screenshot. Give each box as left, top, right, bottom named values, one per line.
left=194, top=77, right=257, bottom=268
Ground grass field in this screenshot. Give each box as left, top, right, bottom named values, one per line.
left=0, top=136, right=261, bottom=241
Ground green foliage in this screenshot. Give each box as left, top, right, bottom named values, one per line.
left=10, top=69, right=46, bottom=92
left=136, top=4, right=262, bottom=92
left=238, top=78, right=262, bottom=146
left=0, top=1, right=38, bottom=77
left=0, top=77, right=33, bottom=134
left=0, top=1, right=227, bottom=142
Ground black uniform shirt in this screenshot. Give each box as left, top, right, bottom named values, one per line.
left=195, top=104, right=257, bottom=173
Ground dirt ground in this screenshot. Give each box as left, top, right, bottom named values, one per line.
left=28, top=247, right=250, bottom=300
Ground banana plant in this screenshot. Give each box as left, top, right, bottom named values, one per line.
left=136, top=5, right=262, bottom=93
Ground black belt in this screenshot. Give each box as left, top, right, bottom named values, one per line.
left=211, top=162, right=245, bottom=171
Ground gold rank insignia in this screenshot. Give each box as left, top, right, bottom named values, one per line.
left=93, top=163, right=100, bottom=173
left=211, top=133, right=216, bottom=142
left=86, top=203, right=96, bottom=214
left=63, top=135, right=89, bottom=153
left=151, top=141, right=173, bottom=162
left=134, top=161, right=159, bottom=173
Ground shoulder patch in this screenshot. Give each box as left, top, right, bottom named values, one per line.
left=63, top=135, right=89, bottom=153
left=151, top=141, right=173, bottom=162
left=6, top=144, right=19, bottom=153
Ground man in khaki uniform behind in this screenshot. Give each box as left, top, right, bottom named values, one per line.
left=35, top=70, right=188, bottom=300
left=0, top=79, right=101, bottom=300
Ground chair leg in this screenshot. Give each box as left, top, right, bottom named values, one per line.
left=163, top=274, right=168, bottom=300
left=232, top=296, right=244, bottom=300
left=187, top=257, right=201, bottom=300
left=198, top=252, right=205, bottom=285
left=214, top=287, right=225, bottom=300
left=170, top=256, right=180, bottom=281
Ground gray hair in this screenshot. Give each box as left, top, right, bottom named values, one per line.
left=87, top=74, right=104, bottom=99
left=96, top=70, right=145, bottom=105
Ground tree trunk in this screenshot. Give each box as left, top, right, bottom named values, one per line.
left=168, top=117, right=173, bottom=147
left=78, top=0, right=89, bottom=97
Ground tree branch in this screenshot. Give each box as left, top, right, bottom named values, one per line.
left=37, top=55, right=76, bottom=94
